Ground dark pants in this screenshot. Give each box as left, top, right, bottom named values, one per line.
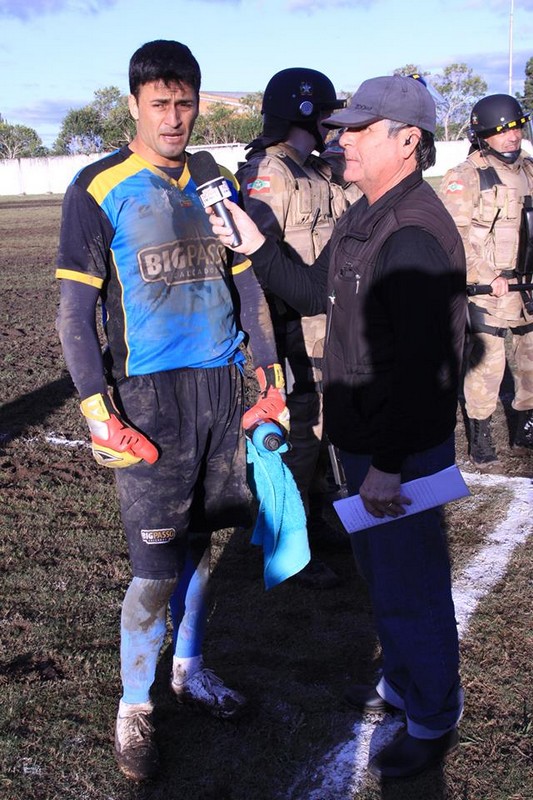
left=340, top=436, right=463, bottom=737
left=114, top=365, right=251, bottom=579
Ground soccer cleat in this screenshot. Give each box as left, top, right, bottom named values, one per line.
left=171, top=662, right=247, bottom=720
left=114, top=700, right=160, bottom=782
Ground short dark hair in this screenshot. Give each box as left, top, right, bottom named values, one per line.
left=129, top=40, right=201, bottom=99
left=387, top=119, right=436, bottom=171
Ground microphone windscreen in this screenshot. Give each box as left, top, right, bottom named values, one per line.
left=188, top=151, right=221, bottom=186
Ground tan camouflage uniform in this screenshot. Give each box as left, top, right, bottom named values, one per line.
left=439, top=148, right=533, bottom=419
left=236, top=143, right=355, bottom=509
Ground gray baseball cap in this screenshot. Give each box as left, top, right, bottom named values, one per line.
left=323, top=74, right=436, bottom=134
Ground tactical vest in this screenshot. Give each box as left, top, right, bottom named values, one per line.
left=245, top=145, right=349, bottom=265
left=466, top=150, right=533, bottom=321
left=468, top=150, right=533, bottom=273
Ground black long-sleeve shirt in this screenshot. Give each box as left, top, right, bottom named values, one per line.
left=248, top=172, right=466, bottom=472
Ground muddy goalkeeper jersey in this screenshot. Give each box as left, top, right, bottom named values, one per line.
left=56, top=146, right=249, bottom=380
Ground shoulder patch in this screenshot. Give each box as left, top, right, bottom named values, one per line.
left=247, top=176, right=271, bottom=194
left=445, top=181, right=464, bottom=193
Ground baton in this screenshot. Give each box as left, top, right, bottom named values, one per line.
left=467, top=283, right=533, bottom=296
left=328, top=442, right=349, bottom=498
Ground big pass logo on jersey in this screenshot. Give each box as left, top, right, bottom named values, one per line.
left=137, top=238, right=226, bottom=285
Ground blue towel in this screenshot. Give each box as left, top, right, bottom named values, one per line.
left=246, top=439, right=310, bottom=590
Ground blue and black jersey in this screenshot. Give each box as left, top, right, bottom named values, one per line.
left=56, top=146, right=252, bottom=380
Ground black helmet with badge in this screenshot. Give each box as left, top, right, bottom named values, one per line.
left=246, top=67, right=345, bottom=155
left=468, top=94, right=530, bottom=163
left=262, top=67, right=345, bottom=122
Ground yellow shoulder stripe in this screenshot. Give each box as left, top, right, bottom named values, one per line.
left=87, top=157, right=146, bottom=205
left=55, top=269, right=104, bottom=288
left=231, top=258, right=252, bottom=275
left=220, top=164, right=239, bottom=191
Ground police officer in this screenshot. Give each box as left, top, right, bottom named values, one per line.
left=439, top=94, right=533, bottom=471
left=237, top=68, right=357, bottom=587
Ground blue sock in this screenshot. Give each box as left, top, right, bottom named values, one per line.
left=170, top=546, right=210, bottom=659
left=120, top=576, right=176, bottom=705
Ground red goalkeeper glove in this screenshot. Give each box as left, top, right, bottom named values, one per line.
left=242, top=364, right=290, bottom=433
left=80, top=392, right=159, bottom=468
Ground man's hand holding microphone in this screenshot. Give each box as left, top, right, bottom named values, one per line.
left=207, top=197, right=265, bottom=255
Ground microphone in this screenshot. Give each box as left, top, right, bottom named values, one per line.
left=188, top=150, right=242, bottom=247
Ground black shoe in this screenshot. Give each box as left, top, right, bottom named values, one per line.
left=344, top=684, right=396, bottom=713
left=512, top=409, right=533, bottom=455
left=368, top=728, right=459, bottom=780
left=307, top=515, right=351, bottom=552
left=292, top=557, right=341, bottom=589
left=468, top=417, right=501, bottom=472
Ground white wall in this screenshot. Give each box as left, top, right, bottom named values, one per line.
left=1, top=140, right=532, bottom=196
left=0, top=144, right=248, bottom=196
left=424, top=140, right=470, bottom=178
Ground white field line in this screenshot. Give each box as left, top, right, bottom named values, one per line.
left=289, top=472, right=533, bottom=800
left=45, top=434, right=87, bottom=447
left=32, top=435, right=533, bottom=794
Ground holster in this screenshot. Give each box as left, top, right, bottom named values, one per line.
left=467, top=302, right=507, bottom=338
left=516, top=198, right=533, bottom=277
left=514, top=197, right=533, bottom=314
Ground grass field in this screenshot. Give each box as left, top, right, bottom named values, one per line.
left=0, top=194, right=531, bottom=800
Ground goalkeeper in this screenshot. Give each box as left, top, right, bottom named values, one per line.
left=56, top=39, right=287, bottom=784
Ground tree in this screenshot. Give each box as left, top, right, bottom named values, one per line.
left=92, top=87, right=135, bottom=149
left=239, top=92, right=263, bottom=115
left=519, top=56, right=533, bottom=113
left=431, top=63, right=487, bottom=140
left=54, top=86, right=135, bottom=155
left=92, top=86, right=123, bottom=119
left=54, top=106, right=104, bottom=155
left=101, top=96, right=136, bottom=151
left=0, top=122, right=47, bottom=159
left=393, top=64, right=428, bottom=79
left=55, top=85, right=265, bottom=152
left=190, top=104, right=262, bottom=145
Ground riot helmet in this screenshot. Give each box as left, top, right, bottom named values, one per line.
left=468, top=94, right=530, bottom=164
left=262, top=68, right=345, bottom=121
left=247, top=68, right=345, bottom=154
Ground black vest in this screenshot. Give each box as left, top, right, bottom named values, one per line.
left=322, top=170, right=466, bottom=454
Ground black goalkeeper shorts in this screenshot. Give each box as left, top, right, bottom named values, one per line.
left=113, top=364, right=252, bottom=579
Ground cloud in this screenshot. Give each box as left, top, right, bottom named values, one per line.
left=461, top=0, right=518, bottom=13
left=196, top=0, right=373, bottom=9
left=287, top=0, right=372, bottom=9
left=472, top=48, right=532, bottom=95
left=0, top=0, right=117, bottom=21
left=426, top=47, right=531, bottom=97
left=4, top=97, right=85, bottom=128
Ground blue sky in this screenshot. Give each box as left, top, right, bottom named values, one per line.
left=0, top=0, right=531, bottom=147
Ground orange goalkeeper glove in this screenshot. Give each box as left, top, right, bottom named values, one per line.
left=80, top=392, right=159, bottom=468
left=242, top=363, right=290, bottom=434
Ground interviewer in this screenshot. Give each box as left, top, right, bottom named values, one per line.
left=207, top=74, right=467, bottom=780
